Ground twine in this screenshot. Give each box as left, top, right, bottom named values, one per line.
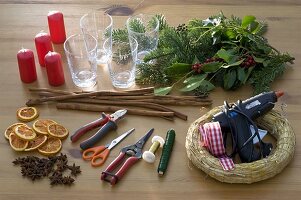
left=185, top=107, right=296, bottom=184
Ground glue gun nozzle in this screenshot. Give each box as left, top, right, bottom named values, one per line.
left=275, top=91, right=284, bottom=98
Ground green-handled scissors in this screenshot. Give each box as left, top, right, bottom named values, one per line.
left=82, top=128, right=135, bottom=167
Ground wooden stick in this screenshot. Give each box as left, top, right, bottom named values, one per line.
left=75, top=87, right=154, bottom=94
left=56, top=103, right=175, bottom=119
left=31, top=88, right=210, bottom=102
left=37, top=92, right=65, bottom=97
left=63, top=98, right=187, bottom=121
left=29, top=88, right=75, bottom=95
left=29, top=87, right=153, bottom=95
left=128, top=98, right=212, bottom=106
left=33, top=91, right=209, bottom=108
left=26, top=88, right=154, bottom=106
left=89, top=95, right=212, bottom=102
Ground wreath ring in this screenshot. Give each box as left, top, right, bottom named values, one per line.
left=185, top=107, right=295, bottom=183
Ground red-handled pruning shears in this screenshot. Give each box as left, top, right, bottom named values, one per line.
left=70, top=109, right=127, bottom=150
left=101, top=128, right=154, bottom=185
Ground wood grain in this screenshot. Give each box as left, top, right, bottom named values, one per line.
left=0, top=1, right=301, bottom=200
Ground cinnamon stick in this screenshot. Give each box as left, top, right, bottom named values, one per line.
left=63, top=98, right=187, bottom=121
left=56, top=103, right=175, bottom=119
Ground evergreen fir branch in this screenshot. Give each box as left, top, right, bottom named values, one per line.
left=155, top=14, right=169, bottom=31
left=128, top=18, right=146, bottom=33
left=249, top=53, right=294, bottom=94
left=229, top=15, right=242, bottom=26
left=160, top=26, right=194, bottom=63
left=111, top=13, right=294, bottom=96
left=136, top=60, right=172, bottom=85
left=112, top=29, right=128, bottom=42
left=143, top=48, right=175, bottom=63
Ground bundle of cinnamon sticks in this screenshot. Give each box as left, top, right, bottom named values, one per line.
left=26, top=87, right=212, bottom=121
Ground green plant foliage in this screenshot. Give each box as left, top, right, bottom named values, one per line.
left=112, top=13, right=294, bottom=96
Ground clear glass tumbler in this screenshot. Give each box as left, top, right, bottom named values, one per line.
left=104, top=37, right=138, bottom=88
left=80, top=10, right=113, bottom=65
left=64, top=33, right=98, bottom=88
left=126, top=14, right=159, bottom=64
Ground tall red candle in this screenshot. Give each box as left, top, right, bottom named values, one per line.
left=48, top=11, right=66, bottom=44
left=44, top=51, right=65, bottom=86
left=35, top=32, right=53, bottom=67
left=17, top=48, right=37, bottom=83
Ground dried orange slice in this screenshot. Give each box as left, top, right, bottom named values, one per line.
left=9, top=133, right=28, bottom=151
left=25, top=135, right=48, bottom=151
left=14, top=124, right=36, bottom=141
left=4, top=123, right=26, bottom=140
left=17, top=107, right=39, bottom=122
left=47, top=123, right=69, bottom=139
left=38, top=137, right=62, bottom=156
left=33, top=119, right=57, bottom=135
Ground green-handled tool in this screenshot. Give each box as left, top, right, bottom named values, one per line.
left=157, top=129, right=176, bottom=175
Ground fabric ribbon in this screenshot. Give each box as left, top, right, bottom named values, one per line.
left=199, top=122, right=235, bottom=171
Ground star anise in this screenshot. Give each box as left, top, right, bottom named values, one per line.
left=12, top=157, right=25, bottom=165
left=57, top=153, right=68, bottom=162
left=49, top=175, right=61, bottom=185
left=68, top=163, right=81, bottom=176
left=13, top=154, right=81, bottom=186
left=62, top=176, right=75, bottom=185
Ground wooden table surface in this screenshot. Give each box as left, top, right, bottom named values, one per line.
left=0, top=1, right=300, bottom=199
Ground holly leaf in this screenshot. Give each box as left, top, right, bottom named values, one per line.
left=154, top=86, right=173, bottom=95
left=249, top=21, right=259, bottom=32
left=222, top=59, right=244, bottom=68
left=243, top=66, right=255, bottom=84
left=183, top=74, right=207, bottom=84
left=223, top=70, right=236, bottom=89
left=253, top=56, right=265, bottom=63
left=202, top=62, right=223, bottom=73
left=181, top=77, right=215, bottom=92
left=225, top=29, right=236, bottom=39
left=237, top=67, right=246, bottom=82
left=199, top=80, right=215, bottom=91
left=241, top=15, right=256, bottom=28
left=216, top=49, right=234, bottom=63
left=166, top=63, right=191, bottom=75
left=180, top=80, right=204, bottom=92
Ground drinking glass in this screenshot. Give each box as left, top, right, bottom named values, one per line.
left=104, top=37, right=138, bottom=88
left=126, top=14, right=159, bottom=64
left=80, top=10, right=113, bottom=65
left=64, top=33, right=98, bottom=88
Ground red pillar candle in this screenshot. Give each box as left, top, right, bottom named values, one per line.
left=35, top=32, right=53, bottom=67
left=48, top=11, right=66, bottom=44
left=44, top=51, right=65, bottom=86
left=17, top=48, right=37, bottom=83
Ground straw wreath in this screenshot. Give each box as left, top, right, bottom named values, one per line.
left=185, top=107, right=295, bottom=183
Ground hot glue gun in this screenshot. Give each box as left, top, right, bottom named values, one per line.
left=212, top=91, right=284, bottom=163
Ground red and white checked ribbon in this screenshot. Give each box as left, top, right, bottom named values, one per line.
left=199, top=122, right=235, bottom=171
